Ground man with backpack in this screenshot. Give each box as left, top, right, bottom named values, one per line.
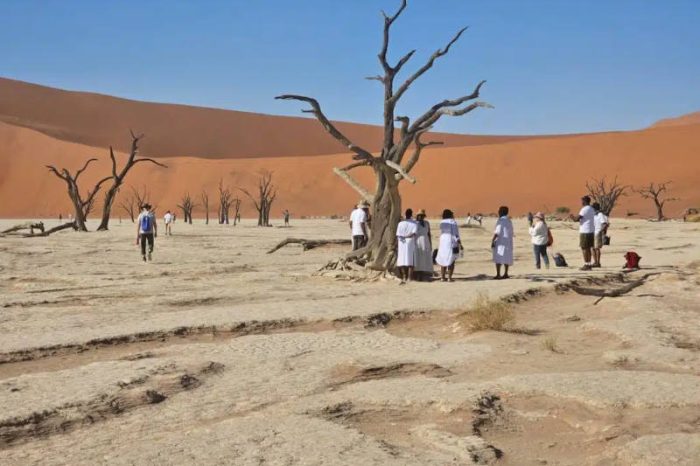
left=136, top=204, right=157, bottom=262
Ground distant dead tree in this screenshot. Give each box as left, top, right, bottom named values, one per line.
left=201, top=189, right=210, bottom=225
left=119, top=185, right=150, bottom=223
left=636, top=181, right=678, bottom=221
left=240, top=170, right=277, bottom=227
left=276, top=0, right=490, bottom=270
left=232, top=197, right=242, bottom=225
left=96, top=131, right=166, bottom=231
left=178, top=193, right=196, bottom=224
left=586, top=177, right=629, bottom=216
left=46, top=159, right=111, bottom=231
left=217, top=179, right=233, bottom=224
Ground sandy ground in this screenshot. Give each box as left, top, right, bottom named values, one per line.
left=1, top=217, right=699, bottom=465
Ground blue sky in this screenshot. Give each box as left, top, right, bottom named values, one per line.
left=2, top=0, right=699, bottom=135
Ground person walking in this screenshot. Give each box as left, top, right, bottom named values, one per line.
left=396, top=209, right=418, bottom=283
left=414, top=209, right=433, bottom=281
left=136, top=204, right=157, bottom=262
left=570, top=195, right=596, bottom=270
left=163, top=210, right=173, bottom=236
left=529, top=212, right=550, bottom=269
left=349, top=202, right=368, bottom=250
left=435, top=209, right=462, bottom=282
left=492, top=206, right=514, bottom=279
left=592, top=202, right=609, bottom=268
left=283, top=209, right=290, bottom=227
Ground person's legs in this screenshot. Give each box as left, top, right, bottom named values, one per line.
left=407, top=266, right=414, bottom=282
left=503, top=265, right=510, bottom=279
left=542, top=245, right=550, bottom=268
left=533, top=245, right=541, bottom=269
left=146, top=233, right=154, bottom=260
left=352, top=235, right=361, bottom=251
left=447, top=264, right=455, bottom=281
left=140, top=233, right=147, bottom=260
left=495, top=263, right=502, bottom=279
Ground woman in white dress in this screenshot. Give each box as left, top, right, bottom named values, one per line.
left=435, top=209, right=462, bottom=282
left=414, top=209, right=433, bottom=281
left=396, top=208, right=418, bottom=283
left=491, top=206, right=514, bottom=279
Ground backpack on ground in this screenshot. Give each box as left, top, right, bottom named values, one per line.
left=546, top=228, right=554, bottom=247
left=553, top=253, right=568, bottom=267
left=624, top=251, right=641, bottom=269
left=140, top=213, right=153, bottom=232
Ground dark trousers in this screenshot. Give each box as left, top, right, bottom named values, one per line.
left=533, top=244, right=549, bottom=268
left=140, top=233, right=154, bottom=256
left=352, top=235, right=366, bottom=251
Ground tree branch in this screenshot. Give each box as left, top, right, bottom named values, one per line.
left=403, top=134, right=444, bottom=174
left=75, top=158, right=99, bottom=180
left=332, top=167, right=374, bottom=203
left=275, top=95, right=376, bottom=162
left=379, top=0, right=408, bottom=72
left=133, top=158, right=168, bottom=168
left=410, top=80, right=488, bottom=132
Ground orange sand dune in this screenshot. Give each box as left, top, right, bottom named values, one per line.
left=0, top=77, right=536, bottom=159
left=651, top=111, right=700, bottom=128
left=1, top=120, right=698, bottom=220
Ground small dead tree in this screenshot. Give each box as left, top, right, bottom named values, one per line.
left=586, top=177, right=629, bottom=216
left=201, top=189, right=210, bottom=225
left=636, top=181, right=678, bottom=221
left=97, top=131, right=166, bottom=231
left=46, top=159, right=111, bottom=231
left=118, top=185, right=150, bottom=222
left=276, top=0, right=490, bottom=270
left=240, top=170, right=277, bottom=227
left=178, top=193, right=196, bottom=224
left=232, top=198, right=242, bottom=225
left=217, top=179, right=233, bottom=224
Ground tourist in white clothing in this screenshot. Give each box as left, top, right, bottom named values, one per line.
left=349, top=202, right=368, bottom=250
left=414, top=210, right=433, bottom=281
left=528, top=212, right=550, bottom=269
left=163, top=210, right=173, bottom=236
left=435, top=209, right=462, bottom=282
left=570, top=195, right=596, bottom=270
left=592, top=202, right=609, bottom=268
left=396, top=209, right=418, bottom=283
left=491, top=206, right=514, bottom=279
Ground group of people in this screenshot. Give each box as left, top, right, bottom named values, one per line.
left=349, top=194, right=612, bottom=283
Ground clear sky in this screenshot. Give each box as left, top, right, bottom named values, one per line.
left=2, top=0, right=699, bottom=135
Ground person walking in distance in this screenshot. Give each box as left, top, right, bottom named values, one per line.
left=283, top=209, right=290, bottom=227
left=163, top=210, right=173, bottom=236
left=592, top=202, right=609, bottom=268
left=349, top=201, right=368, bottom=250
left=570, top=195, right=596, bottom=270
left=136, top=204, right=157, bottom=262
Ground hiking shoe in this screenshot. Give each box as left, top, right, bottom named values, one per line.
left=580, top=265, right=592, bottom=271
left=142, top=255, right=147, bottom=262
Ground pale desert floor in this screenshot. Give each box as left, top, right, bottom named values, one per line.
left=1, top=217, right=699, bottom=465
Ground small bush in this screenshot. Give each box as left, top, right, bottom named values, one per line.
left=460, top=293, right=514, bottom=332
left=555, top=206, right=570, bottom=214
left=541, top=336, right=560, bottom=353
left=686, top=214, right=700, bottom=223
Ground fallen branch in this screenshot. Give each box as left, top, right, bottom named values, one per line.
left=2, top=222, right=45, bottom=235
left=268, top=238, right=351, bottom=254
left=22, top=222, right=78, bottom=237
left=569, top=272, right=662, bottom=305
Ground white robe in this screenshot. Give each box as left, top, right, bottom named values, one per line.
left=493, top=216, right=514, bottom=265
left=435, top=219, right=460, bottom=267
left=414, top=220, right=433, bottom=272
left=396, top=220, right=418, bottom=266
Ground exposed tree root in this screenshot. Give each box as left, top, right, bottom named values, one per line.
left=267, top=237, right=351, bottom=254
left=567, top=272, right=663, bottom=305
left=1, top=222, right=78, bottom=238
left=1, top=222, right=45, bottom=235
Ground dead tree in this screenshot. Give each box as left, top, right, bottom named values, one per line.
left=201, top=189, right=210, bottom=225
left=240, top=170, right=277, bottom=227
left=636, top=181, right=678, bottom=221
left=118, top=185, right=150, bottom=222
left=586, top=177, right=629, bottom=216
left=46, top=159, right=111, bottom=231
left=217, top=179, right=233, bottom=224
left=97, top=131, right=166, bottom=231
left=276, top=0, right=490, bottom=270
left=178, top=193, right=196, bottom=224
left=232, top=198, right=242, bottom=225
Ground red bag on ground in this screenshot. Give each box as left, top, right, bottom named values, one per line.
left=624, top=251, right=641, bottom=269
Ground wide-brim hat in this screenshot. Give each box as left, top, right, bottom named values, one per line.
left=534, top=211, right=544, bottom=220
left=417, top=209, right=426, bottom=216
left=358, top=200, right=370, bottom=208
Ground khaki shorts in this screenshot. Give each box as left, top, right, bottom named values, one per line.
left=594, top=232, right=604, bottom=249
left=580, top=233, right=594, bottom=249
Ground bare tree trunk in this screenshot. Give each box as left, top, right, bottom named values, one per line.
left=636, top=182, right=677, bottom=221
left=201, top=190, right=210, bottom=225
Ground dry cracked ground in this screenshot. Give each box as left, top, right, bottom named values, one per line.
left=1, top=218, right=699, bottom=465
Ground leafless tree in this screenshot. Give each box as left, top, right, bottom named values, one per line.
left=240, top=170, right=277, bottom=227
left=217, top=179, right=233, bottom=224
left=636, top=181, right=678, bottom=221
left=201, top=189, right=210, bottom=225
left=276, top=0, right=490, bottom=270
left=96, top=131, right=166, bottom=231
left=46, top=159, right=111, bottom=231
left=118, top=184, right=150, bottom=223
left=232, top=198, right=242, bottom=226
left=178, top=193, right=196, bottom=224
left=586, top=177, right=629, bottom=216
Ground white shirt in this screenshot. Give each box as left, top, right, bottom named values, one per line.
left=396, top=219, right=418, bottom=239
left=594, top=212, right=609, bottom=233
left=164, top=213, right=173, bottom=224
left=578, top=205, right=596, bottom=234
left=529, top=221, right=549, bottom=246
left=350, top=208, right=367, bottom=236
